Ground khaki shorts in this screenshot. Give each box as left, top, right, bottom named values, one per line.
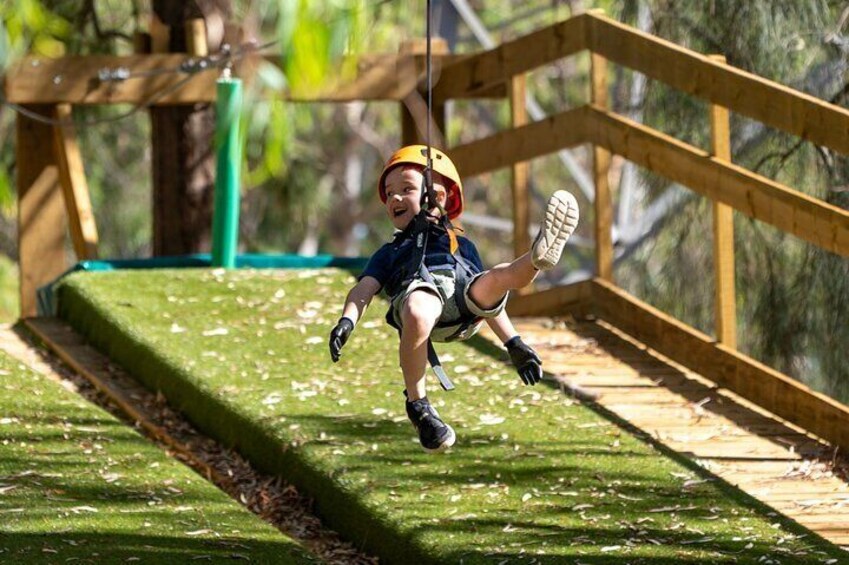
left=390, top=270, right=508, bottom=342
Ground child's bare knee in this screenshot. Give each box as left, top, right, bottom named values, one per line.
left=401, top=291, right=441, bottom=331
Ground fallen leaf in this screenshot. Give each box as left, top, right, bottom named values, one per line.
left=479, top=414, right=505, bottom=425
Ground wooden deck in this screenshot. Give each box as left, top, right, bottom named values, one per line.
left=483, top=317, right=849, bottom=550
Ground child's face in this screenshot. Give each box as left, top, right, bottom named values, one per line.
left=384, top=166, right=446, bottom=230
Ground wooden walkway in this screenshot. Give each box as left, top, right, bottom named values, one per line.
left=483, top=318, right=849, bottom=550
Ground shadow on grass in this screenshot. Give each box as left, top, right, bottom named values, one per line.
left=44, top=280, right=848, bottom=563
left=0, top=531, right=307, bottom=565
left=285, top=412, right=840, bottom=564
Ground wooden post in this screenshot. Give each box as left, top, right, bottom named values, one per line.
left=17, top=106, right=68, bottom=317
left=52, top=104, right=99, bottom=260
left=510, top=73, right=531, bottom=268
left=591, top=52, right=613, bottom=281
left=149, top=15, right=170, bottom=54
left=149, top=8, right=216, bottom=256
left=185, top=19, right=208, bottom=57
left=709, top=55, right=737, bottom=348
left=399, top=38, right=448, bottom=147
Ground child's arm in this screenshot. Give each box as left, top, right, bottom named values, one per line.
left=329, top=276, right=382, bottom=362
left=486, top=311, right=543, bottom=386
left=485, top=310, right=518, bottom=344
left=340, top=276, right=381, bottom=325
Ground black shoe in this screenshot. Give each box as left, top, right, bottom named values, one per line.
left=405, top=396, right=456, bottom=453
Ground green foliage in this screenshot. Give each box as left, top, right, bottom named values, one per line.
left=0, top=1, right=72, bottom=216
left=0, top=0, right=70, bottom=69
left=241, top=0, right=366, bottom=186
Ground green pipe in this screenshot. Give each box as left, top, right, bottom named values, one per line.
left=211, top=72, right=243, bottom=268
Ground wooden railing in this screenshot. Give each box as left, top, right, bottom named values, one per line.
left=443, top=12, right=849, bottom=451
left=6, top=11, right=849, bottom=451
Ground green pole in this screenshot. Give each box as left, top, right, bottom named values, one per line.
left=211, top=70, right=242, bottom=268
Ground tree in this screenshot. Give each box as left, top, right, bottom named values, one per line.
left=150, top=0, right=231, bottom=256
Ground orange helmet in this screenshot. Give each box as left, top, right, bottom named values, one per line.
left=377, top=145, right=464, bottom=220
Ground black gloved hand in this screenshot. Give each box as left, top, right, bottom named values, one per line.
left=329, top=317, right=355, bottom=362
left=505, top=336, right=543, bottom=385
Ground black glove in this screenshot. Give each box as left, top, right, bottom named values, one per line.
left=329, top=318, right=355, bottom=362
left=505, top=336, right=543, bottom=385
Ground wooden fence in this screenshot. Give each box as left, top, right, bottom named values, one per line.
left=5, top=12, right=849, bottom=451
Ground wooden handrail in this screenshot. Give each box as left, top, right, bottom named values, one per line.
left=586, top=13, right=849, bottom=156
left=591, top=279, right=849, bottom=451
left=434, top=14, right=587, bottom=100
left=450, top=103, right=849, bottom=257
left=3, top=53, right=505, bottom=105
left=585, top=105, right=849, bottom=257
left=450, top=106, right=586, bottom=177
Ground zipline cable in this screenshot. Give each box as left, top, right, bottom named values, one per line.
left=426, top=0, right=433, bottom=185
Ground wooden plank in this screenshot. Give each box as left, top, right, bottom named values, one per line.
left=590, top=278, right=849, bottom=453
left=585, top=106, right=849, bottom=257
left=506, top=279, right=593, bottom=318
left=435, top=15, right=587, bottom=100
left=510, top=74, right=531, bottom=262
left=450, top=106, right=586, bottom=178
left=585, top=12, right=849, bottom=156
left=6, top=54, right=221, bottom=105
left=17, top=106, right=68, bottom=318
left=709, top=55, right=736, bottom=348
left=591, top=54, right=613, bottom=281
left=5, top=53, right=505, bottom=104
left=52, top=104, right=99, bottom=260
left=320, top=53, right=506, bottom=102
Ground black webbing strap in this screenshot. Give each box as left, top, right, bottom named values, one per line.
left=416, top=0, right=457, bottom=392
left=427, top=339, right=455, bottom=391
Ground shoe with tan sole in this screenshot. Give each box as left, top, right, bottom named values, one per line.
left=531, top=190, right=580, bottom=270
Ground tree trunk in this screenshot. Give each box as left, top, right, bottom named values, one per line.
left=150, top=0, right=231, bottom=256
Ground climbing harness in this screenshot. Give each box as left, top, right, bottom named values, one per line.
left=378, top=0, right=482, bottom=391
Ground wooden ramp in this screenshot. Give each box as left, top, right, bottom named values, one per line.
left=483, top=317, right=849, bottom=550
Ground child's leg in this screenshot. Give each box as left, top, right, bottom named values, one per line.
left=469, top=190, right=579, bottom=310
left=467, top=255, right=536, bottom=311
left=398, top=289, right=443, bottom=401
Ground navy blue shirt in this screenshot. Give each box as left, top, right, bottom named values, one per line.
left=360, top=225, right=484, bottom=298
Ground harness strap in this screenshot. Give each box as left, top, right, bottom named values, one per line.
left=427, top=339, right=455, bottom=391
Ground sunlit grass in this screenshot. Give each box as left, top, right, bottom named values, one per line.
left=57, top=268, right=847, bottom=564
left=0, top=347, right=312, bottom=563
left=0, top=255, right=18, bottom=323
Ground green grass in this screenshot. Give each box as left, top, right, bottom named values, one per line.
left=0, top=255, right=18, bottom=323
left=0, top=347, right=313, bottom=563
left=57, top=268, right=848, bottom=564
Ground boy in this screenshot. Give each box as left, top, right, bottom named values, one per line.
left=329, top=145, right=579, bottom=453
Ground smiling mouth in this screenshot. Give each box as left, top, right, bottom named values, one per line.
left=393, top=208, right=407, bottom=218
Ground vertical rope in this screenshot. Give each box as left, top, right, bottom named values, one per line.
left=424, top=0, right=434, bottom=199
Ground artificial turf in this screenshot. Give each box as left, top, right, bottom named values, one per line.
left=57, top=268, right=848, bottom=564
left=0, top=347, right=313, bottom=563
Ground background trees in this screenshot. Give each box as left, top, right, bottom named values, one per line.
left=1, top=0, right=847, bottom=401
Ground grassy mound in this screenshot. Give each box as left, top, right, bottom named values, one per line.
left=0, top=348, right=313, bottom=563
left=57, top=268, right=847, bottom=564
